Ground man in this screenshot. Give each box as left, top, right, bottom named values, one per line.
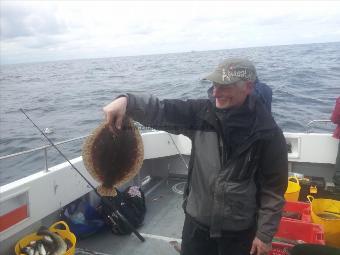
left=103, top=58, right=288, bottom=255
left=331, top=96, right=340, bottom=187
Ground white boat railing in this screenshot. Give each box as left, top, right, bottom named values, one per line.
left=0, top=120, right=335, bottom=179
left=0, top=135, right=89, bottom=172
left=0, top=126, right=157, bottom=173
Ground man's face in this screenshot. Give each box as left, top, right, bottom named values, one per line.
left=212, top=81, right=253, bottom=109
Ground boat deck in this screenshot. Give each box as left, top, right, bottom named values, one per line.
left=76, top=177, right=185, bottom=255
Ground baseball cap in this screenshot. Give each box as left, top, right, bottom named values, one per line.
left=204, top=58, right=257, bottom=85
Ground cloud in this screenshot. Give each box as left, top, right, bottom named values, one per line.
left=0, top=2, right=68, bottom=40
left=1, top=1, right=340, bottom=65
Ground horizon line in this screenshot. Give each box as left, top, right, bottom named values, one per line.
left=1, top=40, right=339, bottom=66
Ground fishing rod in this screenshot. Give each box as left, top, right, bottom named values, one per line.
left=20, top=108, right=145, bottom=242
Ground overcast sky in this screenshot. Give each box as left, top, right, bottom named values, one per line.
left=1, top=1, right=340, bottom=65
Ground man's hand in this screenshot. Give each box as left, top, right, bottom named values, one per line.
left=103, top=96, right=127, bottom=131
left=250, top=237, right=272, bottom=255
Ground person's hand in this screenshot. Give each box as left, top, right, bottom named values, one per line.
left=250, top=237, right=272, bottom=255
left=103, top=96, right=127, bottom=131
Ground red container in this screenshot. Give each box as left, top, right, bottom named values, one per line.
left=283, top=201, right=311, bottom=222
left=270, top=218, right=325, bottom=255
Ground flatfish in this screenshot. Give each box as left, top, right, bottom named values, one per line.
left=82, top=117, right=144, bottom=197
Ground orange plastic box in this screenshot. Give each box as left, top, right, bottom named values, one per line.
left=270, top=218, right=325, bottom=255
left=283, top=201, right=311, bottom=223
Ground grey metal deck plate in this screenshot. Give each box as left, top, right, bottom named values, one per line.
left=77, top=178, right=186, bottom=255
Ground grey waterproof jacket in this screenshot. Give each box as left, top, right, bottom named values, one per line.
left=124, top=92, right=288, bottom=243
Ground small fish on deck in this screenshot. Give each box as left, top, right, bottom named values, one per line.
left=37, top=226, right=67, bottom=255
left=20, top=237, right=51, bottom=255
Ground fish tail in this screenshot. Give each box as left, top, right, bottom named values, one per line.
left=97, top=185, right=117, bottom=197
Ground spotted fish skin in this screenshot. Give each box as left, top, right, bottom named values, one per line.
left=82, top=117, right=144, bottom=197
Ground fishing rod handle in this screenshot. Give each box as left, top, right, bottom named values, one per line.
left=101, top=197, right=145, bottom=242
left=115, top=209, right=145, bottom=242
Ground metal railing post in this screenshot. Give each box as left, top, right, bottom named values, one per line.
left=44, top=147, right=48, bottom=172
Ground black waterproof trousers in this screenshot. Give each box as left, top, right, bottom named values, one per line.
left=181, top=215, right=256, bottom=255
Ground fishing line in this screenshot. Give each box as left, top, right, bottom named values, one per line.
left=167, top=134, right=189, bottom=196
left=167, top=134, right=188, bottom=169
left=20, top=108, right=145, bottom=242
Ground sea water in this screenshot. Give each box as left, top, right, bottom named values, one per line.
left=1, top=42, right=340, bottom=185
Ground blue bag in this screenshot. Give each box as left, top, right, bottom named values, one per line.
left=62, top=198, right=106, bottom=239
